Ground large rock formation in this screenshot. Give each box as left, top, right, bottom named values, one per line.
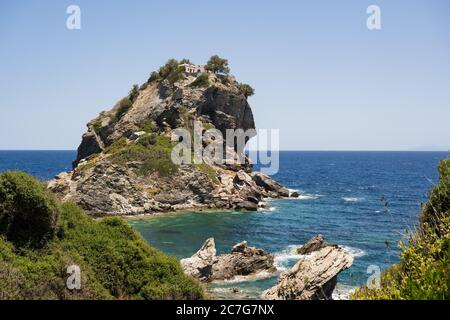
left=180, top=238, right=217, bottom=281
left=48, top=61, right=291, bottom=216
left=262, top=244, right=353, bottom=300
left=181, top=239, right=276, bottom=282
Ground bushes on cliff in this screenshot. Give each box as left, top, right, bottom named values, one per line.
left=112, top=97, right=133, bottom=123
left=0, top=171, right=59, bottom=247
left=56, top=202, right=204, bottom=299
left=352, top=157, right=450, bottom=300
left=110, top=136, right=178, bottom=177
left=148, top=71, right=161, bottom=83
left=111, top=85, right=140, bottom=123
left=129, top=84, right=140, bottom=102
left=205, top=55, right=230, bottom=74
left=238, top=83, right=255, bottom=98
left=156, top=59, right=185, bottom=84
left=0, top=172, right=204, bottom=300
left=189, top=73, right=210, bottom=88
left=421, top=158, right=450, bottom=236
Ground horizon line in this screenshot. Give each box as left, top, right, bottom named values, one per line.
left=1, top=149, right=449, bottom=152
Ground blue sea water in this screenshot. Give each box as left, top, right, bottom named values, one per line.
left=0, top=151, right=75, bottom=180
left=0, top=150, right=448, bottom=299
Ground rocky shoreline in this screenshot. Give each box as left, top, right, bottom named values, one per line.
left=180, top=235, right=353, bottom=300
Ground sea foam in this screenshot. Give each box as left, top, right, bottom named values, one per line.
left=342, top=197, right=364, bottom=202
left=341, top=245, right=367, bottom=258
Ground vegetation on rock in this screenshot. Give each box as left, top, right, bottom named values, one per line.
left=112, top=97, right=133, bottom=123
left=0, top=172, right=204, bottom=300
left=110, top=136, right=178, bottom=177
left=51, top=57, right=283, bottom=217
left=238, top=83, right=255, bottom=98
left=0, top=171, right=59, bottom=248
left=189, top=73, right=210, bottom=88
left=352, top=157, right=450, bottom=300
left=205, top=55, right=230, bottom=74
left=148, top=71, right=161, bottom=83
left=157, top=59, right=186, bottom=84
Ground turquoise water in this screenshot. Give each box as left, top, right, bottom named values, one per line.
left=128, top=151, right=449, bottom=299
left=1, top=150, right=448, bottom=299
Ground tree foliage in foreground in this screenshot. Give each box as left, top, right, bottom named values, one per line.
left=0, top=171, right=204, bottom=300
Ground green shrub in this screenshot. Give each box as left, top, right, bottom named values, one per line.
left=0, top=173, right=204, bottom=300
left=205, top=55, right=230, bottom=74
left=195, top=163, right=219, bottom=185
left=0, top=171, right=59, bottom=247
left=142, top=119, right=157, bottom=133
left=112, top=98, right=133, bottom=123
left=156, top=59, right=186, bottom=84
left=352, top=157, right=450, bottom=300
left=104, top=137, right=128, bottom=155
left=421, top=158, right=450, bottom=236
left=179, top=58, right=192, bottom=64
left=110, top=137, right=178, bottom=177
left=189, top=73, right=210, bottom=88
left=91, top=119, right=102, bottom=135
left=137, top=133, right=157, bottom=147
left=158, top=59, right=179, bottom=78
left=238, top=83, right=255, bottom=98
left=56, top=203, right=204, bottom=299
left=129, top=84, right=140, bottom=102
left=166, top=66, right=186, bottom=84
left=148, top=71, right=161, bottom=83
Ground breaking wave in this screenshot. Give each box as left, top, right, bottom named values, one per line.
left=273, top=245, right=303, bottom=272
left=342, top=197, right=364, bottom=202
left=341, top=245, right=367, bottom=258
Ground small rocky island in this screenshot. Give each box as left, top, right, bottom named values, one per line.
left=49, top=57, right=292, bottom=216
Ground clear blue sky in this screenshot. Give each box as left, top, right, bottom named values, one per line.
left=1, top=0, right=449, bottom=150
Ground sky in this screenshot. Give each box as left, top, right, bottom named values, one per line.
left=0, top=0, right=449, bottom=151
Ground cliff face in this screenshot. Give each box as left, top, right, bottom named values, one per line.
left=49, top=67, right=289, bottom=216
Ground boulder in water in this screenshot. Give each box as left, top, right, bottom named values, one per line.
left=262, top=245, right=353, bottom=300
left=180, top=238, right=217, bottom=281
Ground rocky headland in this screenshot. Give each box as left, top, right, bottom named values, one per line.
left=48, top=58, right=292, bottom=216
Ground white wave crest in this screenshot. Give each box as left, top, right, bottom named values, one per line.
left=296, top=194, right=321, bottom=200
left=342, top=197, right=364, bottom=202
left=258, top=205, right=277, bottom=212
left=341, top=245, right=367, bottom=258
left=212, top=270, right=274, bottom=284
left=288, top=188, right=301, bottom=195
left=332, top=284, right=357, bottom=300
left=273, top=245, right=304, bottom=272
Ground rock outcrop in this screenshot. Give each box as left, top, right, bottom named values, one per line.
left=212, top=241, right=276, bottom=281
left=262, top=245, right=353, bottom=300
left=49, top=60, right=292, bottom=216
left=180, top=238, right=217, bottom=281
left=296, top=234, right=335, bottom=255
left=181, top=238, right=276, bottom=282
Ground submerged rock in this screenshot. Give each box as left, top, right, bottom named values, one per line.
left=261, top=245, right=353, bottom=300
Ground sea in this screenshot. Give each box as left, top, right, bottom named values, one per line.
left=1, top=150, right=448, bottom=299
